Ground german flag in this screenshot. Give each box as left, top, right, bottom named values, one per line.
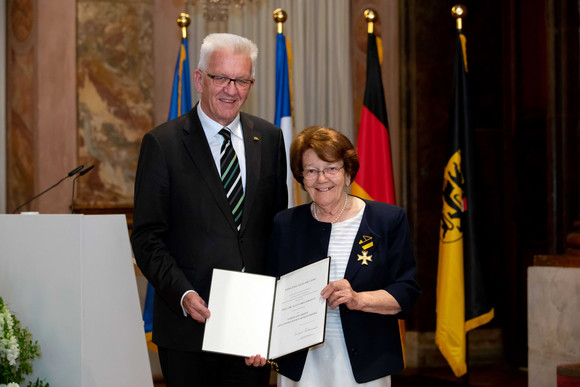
left=435, top=27, right=494, bottom=377
left=351, top=32, right=395, bottom=204
left=351, top=30, right=406, bottom=362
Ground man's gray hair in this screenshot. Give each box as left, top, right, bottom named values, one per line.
left=198, top=33, right=258, bottom=77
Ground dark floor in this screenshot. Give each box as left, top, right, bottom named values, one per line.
left=154, top=365, right=528, bottom=386
left=393, top=365, right=528, bottom=387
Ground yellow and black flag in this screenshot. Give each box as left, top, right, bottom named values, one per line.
left=435, top=21, right=494, bottom=377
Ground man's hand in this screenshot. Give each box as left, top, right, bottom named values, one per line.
left=183, top=291, right=211, bottom=323
left=245, top=354, right=267, bottom=367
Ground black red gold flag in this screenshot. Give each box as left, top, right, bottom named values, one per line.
left=351, top=32, right=395, bottom=204
left=351, top=30, right=406, bottom=362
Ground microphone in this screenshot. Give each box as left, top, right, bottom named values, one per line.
left=12, top=165, right=84, bottom=214
left=71, top=165, right=95, bottom=213
left=78, top=165, right=94, bottom=177
left=68, top=165, right=84, bottom=177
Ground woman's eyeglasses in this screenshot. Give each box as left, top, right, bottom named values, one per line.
left=302, top=166, right=344, bottom=180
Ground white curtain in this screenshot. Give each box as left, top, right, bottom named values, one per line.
left=186, top=0, right=353, bottom=142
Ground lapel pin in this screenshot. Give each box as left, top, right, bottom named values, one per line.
left=253, top=136, right=259, bottom=141
left=358, top=235, right=373, bottom=250
left=357, top=250, right=373, bottom=266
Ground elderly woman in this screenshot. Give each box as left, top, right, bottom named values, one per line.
left=267, top=126, right=420, bottom=386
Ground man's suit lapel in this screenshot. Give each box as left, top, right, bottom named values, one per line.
left=181, top=108, right=239, bottom=232
left=240, top=113, right=261, bottom=232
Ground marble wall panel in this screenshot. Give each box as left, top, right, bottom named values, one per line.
left=528, top=266, right=580, bottom=387
left=7, top=50, right=35, bottom=213
left=36, top=0, right=77, bottom=214
left=77, top=0, right=154, bottom=207
left=6, top=0, right=35, bottom=213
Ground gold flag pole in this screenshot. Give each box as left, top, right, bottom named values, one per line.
left=364, top=8, right=376, bottom=34
left=451, top=7, right=469, bottom=385
left=451, top=5, right=467, bottom=31
left=452, top=5, right=468, bottom=71
left=178, top=13, right=191, bottom=39
left=273, top=8, right=287, bottom=34
left=364, top=9, right=382, bottom=64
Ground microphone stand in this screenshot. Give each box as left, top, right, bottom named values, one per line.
left=71, top=165, right=95, bottom=214
left=12, top=165, right=84, bottom=214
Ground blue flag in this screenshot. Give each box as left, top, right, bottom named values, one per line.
left=168, top=37, right=192, bottom=120
left=143, top=35, right=192, bottom=352
left=274, top=32, right=297, bottom=206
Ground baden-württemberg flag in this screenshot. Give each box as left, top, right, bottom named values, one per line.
left=274, top=31, right=297, bottom=206
left=143, top=31, right=193, bottom=353
left=435, top=28, right=494, bottom=378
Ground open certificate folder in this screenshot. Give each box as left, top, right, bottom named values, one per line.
left=202, top=257, right=330, bottom=360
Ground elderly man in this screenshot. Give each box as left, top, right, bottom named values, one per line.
left=131, top=33, right=287, bottom=386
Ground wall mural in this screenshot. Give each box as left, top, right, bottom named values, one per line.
left=76, top=0, right=154, bottom=208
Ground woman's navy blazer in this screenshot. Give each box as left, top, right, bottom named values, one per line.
left=268, top=199, right=421, bottom=383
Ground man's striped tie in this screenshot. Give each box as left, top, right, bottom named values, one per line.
left=219, top=128, right=244, bottom=231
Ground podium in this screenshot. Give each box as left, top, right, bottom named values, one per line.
left=0, top=214, right=152, bottom=387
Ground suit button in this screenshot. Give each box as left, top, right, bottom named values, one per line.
left=350, top=348, right=358, bottom=356
left=239, top=238, right=244, bottom=244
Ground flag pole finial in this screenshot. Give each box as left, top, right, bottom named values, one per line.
left=177, top=13, right=191, bottom=39
left=364, top=9, right=377, bottom=34
left=451, top=5, right=467, bottom=31
left=273, top=9, right=287, bottom=34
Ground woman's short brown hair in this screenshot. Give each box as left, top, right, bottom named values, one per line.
left=290, top=126, right=359, bottom=187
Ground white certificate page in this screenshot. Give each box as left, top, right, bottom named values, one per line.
left=202, top=270, right=276, bottom=358
left=202, top=257, right=330, bottom=359
left=269, top=257, right=330, bottom=359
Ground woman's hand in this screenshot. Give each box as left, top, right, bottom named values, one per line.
left=321, top=279, right=402, bottom=315
left=321, top=279, right=361, bottom=310
left=245, top=354, right=267, bottom=367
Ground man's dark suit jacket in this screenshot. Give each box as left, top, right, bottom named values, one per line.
left=131, top=106, right=288, bottom=352
left=268, top=200, right=421, bottom=383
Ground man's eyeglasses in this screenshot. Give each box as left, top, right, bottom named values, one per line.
left=302, top=166, right=344, bottom=180
left=206, top=73, right=254, bottom=90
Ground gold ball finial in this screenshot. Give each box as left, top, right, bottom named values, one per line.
left=273, top=8, right=287, bottom=34
left=178, top=13, right=190, bottom=39
left=451, top=5, right=467, bottom=18
left=364, top=9, right=377, bottom=23
left=273, top=9, right=287, bottom=24
left=364, top=9, right=377, bottom=34
left=177, top=13, right=191, bottom=28
left=451, top=5, right=467, bottom=30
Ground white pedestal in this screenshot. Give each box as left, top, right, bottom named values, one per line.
left=0, top=214, right=152, bottom=387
